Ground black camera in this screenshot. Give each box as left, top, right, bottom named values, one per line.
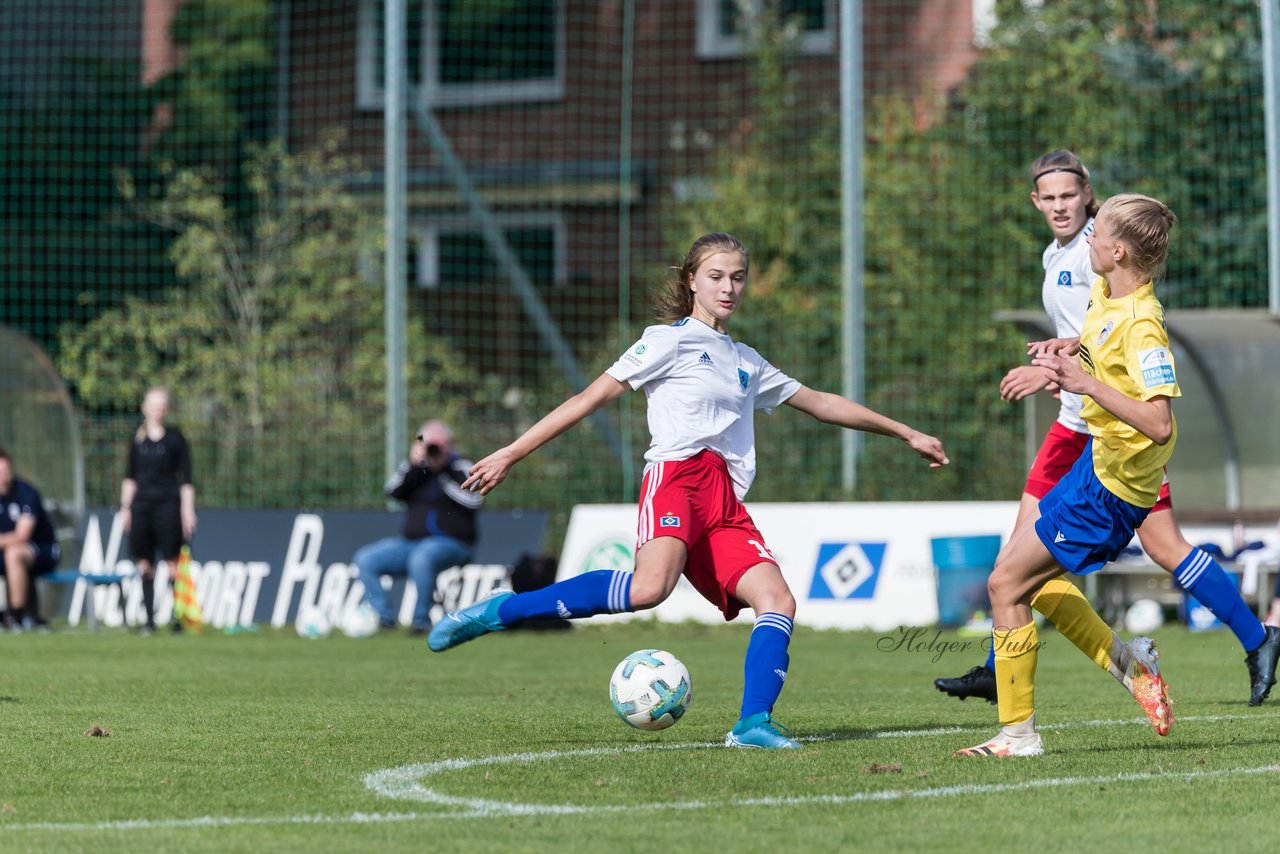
left=425, top=443, right=442, bottom=457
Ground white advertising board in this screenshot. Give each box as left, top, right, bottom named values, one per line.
left=559, top=502, right=1278, bottom=630
left=558, top=501, right=1023, bottom=630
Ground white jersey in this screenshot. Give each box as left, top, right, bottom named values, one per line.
left=606, top=317, right=801, bottom=500
left=1040, top=217, right=1095, bottom=433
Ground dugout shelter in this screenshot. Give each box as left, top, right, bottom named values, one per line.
left=0, top=325, right=85, bottom=560
left=998, top=308, right=1280, bottom=521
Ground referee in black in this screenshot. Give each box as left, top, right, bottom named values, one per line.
left=119, top=388, right=197, bottom=634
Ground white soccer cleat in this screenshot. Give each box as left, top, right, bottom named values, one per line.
left=954, top=730, right=1044, bottom=757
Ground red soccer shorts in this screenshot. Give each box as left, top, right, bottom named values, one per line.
left=637, top=449, right=778, bottom=621
left=1026, top=421, right=1172, bottom=512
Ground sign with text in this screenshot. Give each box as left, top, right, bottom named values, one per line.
left=58, top=508, right=547, bottom=630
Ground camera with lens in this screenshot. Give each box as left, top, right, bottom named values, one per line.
left=425, top=443, right=443, bottom=458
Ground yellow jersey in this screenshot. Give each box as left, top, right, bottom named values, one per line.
left=1077, top=277, right=1180, bottom=507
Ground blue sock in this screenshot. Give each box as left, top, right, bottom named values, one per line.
left=496, top=570, right=631, bottom=624
left=740, top=613, right=793, bottom=719
left=984, top=643, right=995, bottom=672
left=1175, top=548, right=1266, bottom=652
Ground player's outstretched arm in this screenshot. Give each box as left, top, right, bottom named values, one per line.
left=462, top=373, right=630, bottom=495
left=783, top=386, right=949, bottom=468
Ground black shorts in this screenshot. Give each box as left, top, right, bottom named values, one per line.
left=130, top=500, right=184, bottom=562
left=0, top=541, right=60, bottom=577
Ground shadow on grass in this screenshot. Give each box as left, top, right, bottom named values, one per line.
left=804, top=722, right=983, bottom=744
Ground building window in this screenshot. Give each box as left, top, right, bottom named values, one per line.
left=414, top=214, right=565, bottom=290
left=972, top=0, right=1043, bottom=48
left=696, top=0, right=836, bottom=59
left=357, top=0, right=564, bottom=109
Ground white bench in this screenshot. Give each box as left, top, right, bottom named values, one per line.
left=1085, top=559, right=1277, bottom=625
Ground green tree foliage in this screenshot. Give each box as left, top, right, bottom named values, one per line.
left=959, top=0, right=1265, bottom=308
left=0, top=54, right=172, bottom=348
left=58, top=137, right=489, bottom=509
left=667, top=9, right=1005, bottom=501
left=666, top=0, right=1264, bottom=503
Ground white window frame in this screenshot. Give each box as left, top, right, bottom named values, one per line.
left=357, top=0, right=565, bottom=110
left=414, top=212, right=567, bottom=290
left=696, top=0, right=837, bottom=60
left=972, top=0, right=1044, bottom=48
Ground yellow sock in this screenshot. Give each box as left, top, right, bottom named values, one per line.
left=993, top=621, right=1038, bottom=727
left=1031, top=576, right=1124, bottom=678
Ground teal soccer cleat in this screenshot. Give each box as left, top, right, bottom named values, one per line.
left=724, top=712, right=802, bottom=749
left=427, top=590, right=514, bottom=652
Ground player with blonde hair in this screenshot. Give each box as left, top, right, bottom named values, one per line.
left=958, top=194, right=1184, bottom=756
left=938, top=151, right=1279, bottom=709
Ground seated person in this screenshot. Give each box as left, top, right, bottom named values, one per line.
left=0, top=446, right=60, bottom=630
left=354, top=420, right=482, bottom=633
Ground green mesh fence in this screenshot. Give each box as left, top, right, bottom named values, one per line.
left=0, top=0, right=1270, bottom=540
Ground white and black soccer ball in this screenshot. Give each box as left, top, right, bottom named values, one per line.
left=295, top=605, right=333, bottom=639
left=340, top=603, right=380, bottom=639
left=609, top=649, right=692, bottom=731
left=1125, top=598, right=1165, bottom=635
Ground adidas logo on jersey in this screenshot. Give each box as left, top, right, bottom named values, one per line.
left=698, top=351, right=714, bottom=366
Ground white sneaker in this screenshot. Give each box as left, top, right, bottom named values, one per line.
left=955, top=716, right=1044, bottom=757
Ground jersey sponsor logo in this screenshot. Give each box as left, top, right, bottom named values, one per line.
left=1054, top=531, right=1067, bottom=543
left=738, top=368, right=749, bottom=389
left=659, top=514, right=681, bottom=528
left=633, top=344, right=646, bottom=355
left=807, top=542, right=885, bottom=600
left=1096, top=320, right=1114, bottom=347
left=6, top=502, right=18, bottom=523
left=697, top=351, right=713, bottom=366
left=1056, top=270, right=1071, bottom=287
left=1139, top=347, right=1176, bottom=388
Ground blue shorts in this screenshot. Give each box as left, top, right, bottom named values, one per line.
left=1034, top=442, right=1150, bottom=576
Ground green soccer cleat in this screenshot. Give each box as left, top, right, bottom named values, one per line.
left=724, top=712, right=802, bottom=749
left=427, top=590, right=514, bottom=652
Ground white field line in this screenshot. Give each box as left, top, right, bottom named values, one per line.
left=4, top=711, right=1279, bottom=833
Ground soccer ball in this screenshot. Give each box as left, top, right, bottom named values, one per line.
left=295, top=605, right=332, bottom=639
left=609, top=649, right=692, bottom=731
left=340, top=603, right=381, bottom=639
left=1125, top=598, right=1165, bottom=634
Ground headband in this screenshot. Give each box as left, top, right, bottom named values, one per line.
left=1033, top=166, right=1086, bottom=183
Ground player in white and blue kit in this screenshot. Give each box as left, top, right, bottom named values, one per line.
left=429, top=232, right=949, bottom=748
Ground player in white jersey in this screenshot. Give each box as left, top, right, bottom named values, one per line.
left=429, top=232, right=949, bottom=748
left=936, top=150, right=1279, bottom=707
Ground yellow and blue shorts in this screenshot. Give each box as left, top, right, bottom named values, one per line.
left=1033, top=441, right=1152, bottom=575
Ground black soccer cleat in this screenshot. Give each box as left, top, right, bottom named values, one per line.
left=934, top=665, right=998, bottom=704
left=1245, top=625, right=1280, bottom=706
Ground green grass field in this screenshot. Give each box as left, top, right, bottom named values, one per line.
left=1, top=619, right=1276, bottom=853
